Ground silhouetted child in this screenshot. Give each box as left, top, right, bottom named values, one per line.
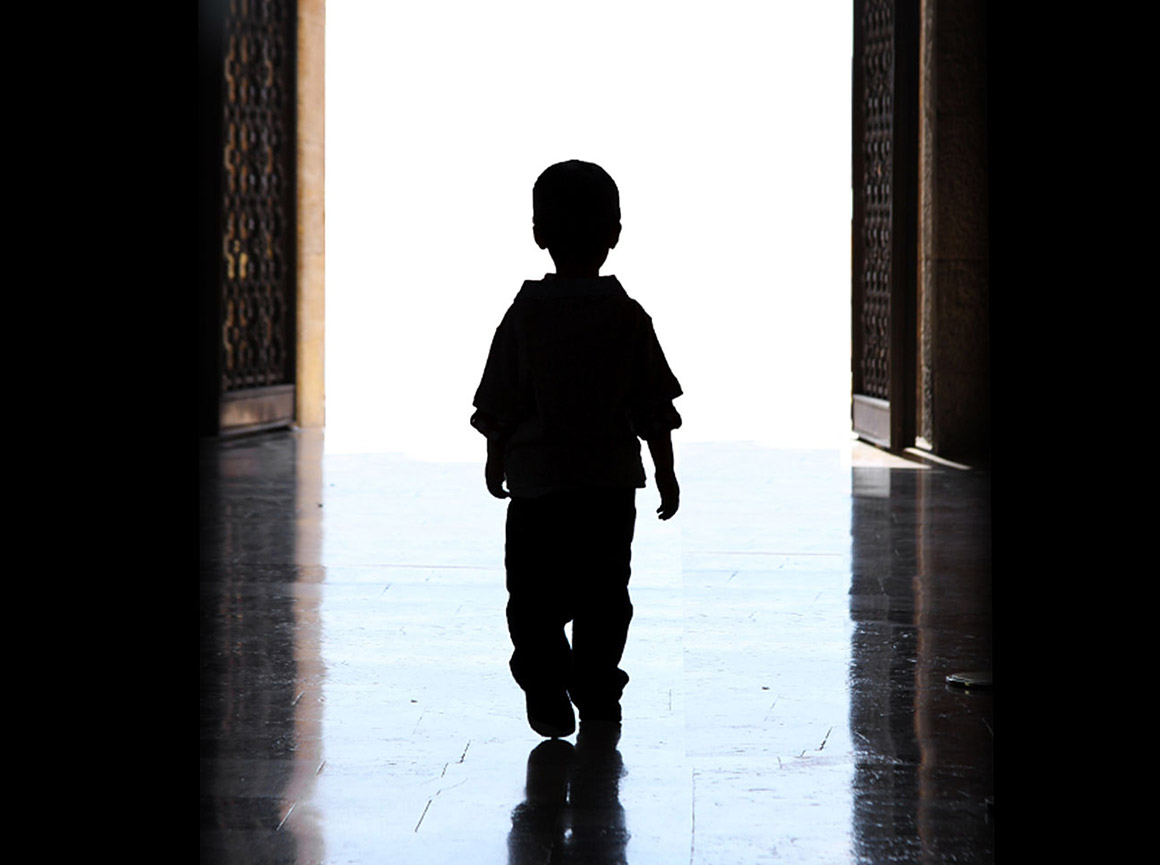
left=471, top=160, right=683, bottom=738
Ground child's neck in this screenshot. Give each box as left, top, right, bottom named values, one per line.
left=550, top=250, right=610, bottom=279
left=553, top=264, right=602, bottom=279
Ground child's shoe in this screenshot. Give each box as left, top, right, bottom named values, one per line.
left=525, top=689, right=576, bottom=738
left=577, top=699, right=621, bottom=725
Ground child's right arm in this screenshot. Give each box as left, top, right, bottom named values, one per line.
left=472, top=306, right=524, bottom=501
left=646, top=432, right=679, bottom=520
left=484, top=430, right=510, bottom=499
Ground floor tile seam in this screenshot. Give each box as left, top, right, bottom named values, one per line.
left=319, top=562, right=500, bottom=570
left=684, top=550, right=847, bottom=556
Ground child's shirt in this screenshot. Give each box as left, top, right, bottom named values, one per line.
left=471, top=274, right=682, bottom=498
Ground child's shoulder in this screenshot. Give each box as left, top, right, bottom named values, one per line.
left=500, top=277, right=651, bottom=344
left=513, top=274, right=631, bottom=303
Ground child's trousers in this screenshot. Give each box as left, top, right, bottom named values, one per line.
left=504, top=487, right=636, bottom=722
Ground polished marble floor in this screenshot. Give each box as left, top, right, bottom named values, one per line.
left=199, top=430, right=993, bottom=864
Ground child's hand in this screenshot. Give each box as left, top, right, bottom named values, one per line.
left=646, top=433, right=679, bottom=520
left=655, top=470, right=679, bottom=520
left=485, top=457, right=509, bottom=499
left=485, top=435, right=509, bottom=499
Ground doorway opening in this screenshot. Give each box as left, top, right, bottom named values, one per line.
left=325, top=2, right=852, bottom=460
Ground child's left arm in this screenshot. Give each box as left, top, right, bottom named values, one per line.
left=646, top=432, right=679, bottom=520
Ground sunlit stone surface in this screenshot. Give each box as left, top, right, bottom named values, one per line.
left=200, top=431, right=992, bottom=864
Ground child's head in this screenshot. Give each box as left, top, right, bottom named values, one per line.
left=533, top=160, right=621, bottom=275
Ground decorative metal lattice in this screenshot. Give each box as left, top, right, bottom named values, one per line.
left=859, top=0, right=893, bottom=400
left=220, top=0, right=293, bottom=392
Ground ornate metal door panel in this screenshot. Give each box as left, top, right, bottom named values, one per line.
left=201, top=0, right=297, bottom=436
left=852, top=0, right=917, bottom=450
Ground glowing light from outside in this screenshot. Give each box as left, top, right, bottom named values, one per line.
left=326, top=1, right=852, bottom=460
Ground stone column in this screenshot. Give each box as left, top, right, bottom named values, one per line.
left=296, top=0, right=326, bottom=428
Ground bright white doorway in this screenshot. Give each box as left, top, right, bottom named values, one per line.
left=325, top=2, right=852, bottom=461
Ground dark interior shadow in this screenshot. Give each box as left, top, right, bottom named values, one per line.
left=200, top=432, right=308, bottom=864
left=848, top=465, right=993, bottom=862
left=508, top=724, right=629, bottom=864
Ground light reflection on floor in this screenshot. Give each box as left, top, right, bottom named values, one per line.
left=200, top=431, right=992, bottom=864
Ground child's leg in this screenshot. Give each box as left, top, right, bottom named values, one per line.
left=505, top=495, right=575, bottom=697
left=568, top=488, right=636, bottom=723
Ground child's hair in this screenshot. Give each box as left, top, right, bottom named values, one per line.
left=533, top=160, right=621, bottom=256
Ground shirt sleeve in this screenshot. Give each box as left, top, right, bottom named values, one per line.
left=471, top=308, right=528, bottom=439
left=629, top=309, right=684, bottom=440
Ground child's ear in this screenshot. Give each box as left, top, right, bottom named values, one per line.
left=533, top=224, right=549, bottom=250
left=609, top=222, right=622, bottom=250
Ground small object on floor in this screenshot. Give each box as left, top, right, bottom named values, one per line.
left=946, top=671, right=993, bottom=690
left=526, top=690, right=576, bottom=738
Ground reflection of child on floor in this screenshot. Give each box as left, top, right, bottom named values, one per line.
left=471, top=160, right=683, bottom=737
